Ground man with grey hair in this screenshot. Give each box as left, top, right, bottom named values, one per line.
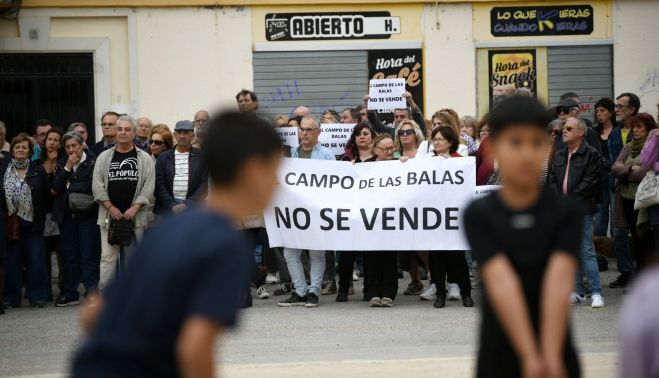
left=548, top=116, right=604, bottom=308
left=0, top=120, right=9, bottom=155
left=192, top=110, right=209, bottom=148
left=293, top=106, right=311, bottom=118
left=92, top=115, right=155, bottom=290
left=68, top=122, right=89, bottom=144
left=277, top=115, right=334, bottom=308
left=91, top=111, right=121, bottom=157
left=134, top=117, right=152, bottom=151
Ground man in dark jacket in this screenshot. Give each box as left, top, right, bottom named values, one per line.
left=548, top=117, right=604, bottom=308
left=90, top=111, right=120, bottom=157
left=155, top=120, right=208, bottom=215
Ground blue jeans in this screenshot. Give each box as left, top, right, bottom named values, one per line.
left=594, top=182, right=613, bottom=236
left=576, top=216, right=602, bottom=296
left=284, top=248, right=325, bottom=296
left=59, top=211, right=101, bottom=300
left=4, top=221, right=48, bottom=306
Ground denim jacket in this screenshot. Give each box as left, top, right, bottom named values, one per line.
left=291, top=144, right=336, bottom=160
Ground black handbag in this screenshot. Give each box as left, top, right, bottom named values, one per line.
left=68, top=192, right=97, bottom=213
left=108, top=218, right=134, bottom=246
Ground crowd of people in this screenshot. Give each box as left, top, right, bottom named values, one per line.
left=0, top=88, right=657, bottom=315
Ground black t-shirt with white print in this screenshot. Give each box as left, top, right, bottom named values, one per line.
left=107, top=148, right=139, bottom=213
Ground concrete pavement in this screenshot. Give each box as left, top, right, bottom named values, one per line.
left=0, top=271, right=623, bottom=377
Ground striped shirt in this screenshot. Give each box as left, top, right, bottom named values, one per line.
left=173, top=150, right=189, bottom=201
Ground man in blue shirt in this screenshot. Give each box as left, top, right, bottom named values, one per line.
left=278, top=116, right=334, bottom=308
left=73, top=111, right=282, bottom=378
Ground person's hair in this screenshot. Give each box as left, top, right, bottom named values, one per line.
left=567, top=117, right=587, bottom=133
left=62, top=131, right=84, bottom=147
left=0, top=120, right=6, bottom=133
left=560, top=92, right=579, bottom=101
left=39, top=128, right=65, bottom=162
left=33, top=119, right=52, bottom=134
left=288, top=115, right=303, bottom=127
left=235, top=89, right=258, bottom=103
left=272, top=115, right=289, bottom=128
left=322, top=109, right=340, bottom=121
left=488, top=96, right=551, bottom=139
left=548, top=119, right=562, bottom=132
left=394, top=120, right=424, bottom=152
left=341, top=108, right=360, bottom=122
left=439, top=108, right=460, bottom=123
left=321, top=112, right=339, bottom=124
left=616, top=92, right=641, bottom=115
left=461, top=115, right=479, bottom=138
left=301, top=115, right=320, bottom=129
left=394, top=107, right=413, bottom=116
left=203, top=111, right=281, bottom=186
left=373, top=133, right=394, bottom=151
left=432, top=111, right=461, bottom=136
left=631, top=112, right=657, bottom=134
left=67, top=122, right=87, bottom=132
left=116, top=115, right=137, bottom=132
left=594, top=97, right=615, bottom=115
left=346, top=121, right=375, bottom=158
left=10, top=132, right=35, bottom=158
left=150, top=124, right=174, bottom=150
left=431, top=126, right=459, bottom=155
left=137, top=117, right=153, bottom=128
left=477, top=113, right=489, bottom=135
left=101, top=111, right=121, bottom=121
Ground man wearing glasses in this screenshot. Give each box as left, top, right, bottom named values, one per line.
left=554, top=98, right=603, bottom=158
left=278, top=116, right=334, bottom=309
left=91, top=111, right=121, bottom=157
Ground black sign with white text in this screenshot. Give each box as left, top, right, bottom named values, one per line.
left=266, top=12, right=401, bottom=41
left=490, top=5, right=594, bottom=37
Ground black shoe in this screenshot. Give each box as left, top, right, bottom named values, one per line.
left=278, top=292, right=307, bottom=307
left=434, top=293, right=446, bottom=308
left=274, top=283, right=292, bottom=296
left=305, top=293, right=319, bottom=308
left=609, top=274, right=630, bottom=289
left=462, top=296, right=475, bottom=307
left=336, top=291, right=348, bottom=302
left=55, top=297, right=80, bottom=307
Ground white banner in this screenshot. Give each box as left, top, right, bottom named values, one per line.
left=264, top=157, right=476, bottom=251
left=368, top=78, right=406, bottom=110
left=275, top=124, right=355, bottom=156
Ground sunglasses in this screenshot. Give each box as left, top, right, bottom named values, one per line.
left=562, top=126, right=575, bottom=132
left=550, top=129, right=561, bottom=136
left=398, top=129, right=415, bottom=136
left=149, top=140, right=164, bottom=146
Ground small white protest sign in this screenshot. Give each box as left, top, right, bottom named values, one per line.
left=367, top=78, right=406, bottom=110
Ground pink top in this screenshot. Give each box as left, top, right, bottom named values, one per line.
left=640, top=129, right=659, bottom=172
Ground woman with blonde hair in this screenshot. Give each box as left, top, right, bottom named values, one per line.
left=272, top=115, right=290, bottom=128
left=394, top=120, right=425, bottom=160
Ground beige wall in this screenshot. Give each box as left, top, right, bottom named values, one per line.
left=422, top=3, right=477, bottom=118
left=135, top=6, right=253, bottom=126
left=613, top=0, right=659, bottom=116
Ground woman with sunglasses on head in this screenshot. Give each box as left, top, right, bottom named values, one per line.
left=426, top=127, right=474, bottom=308
left=148, top=124, right=174, bottom=159
left=362, top=134, right=399, bottom=307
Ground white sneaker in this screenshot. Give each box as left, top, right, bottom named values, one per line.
left=352, top=271, right=359, bottom=281
left=447, top=283, right=461, bottom=301
left=256, top=285, right=270, bottom=299
left=265, top=273, right=278, bottom=284
left=420, top=283, right=437, bottom=301
left=570, top=292, right=586, bottom=305
left=591, top=294, right=604, bottom=308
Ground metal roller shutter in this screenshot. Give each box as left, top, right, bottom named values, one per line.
left=547, top=45, right=613, bottom=119
left=253, top=50, right=368, bottom=121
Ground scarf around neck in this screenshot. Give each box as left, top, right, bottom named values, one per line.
left=4, top=159, right=33, bottom=221
left=630, top=136, right=646, bottom=159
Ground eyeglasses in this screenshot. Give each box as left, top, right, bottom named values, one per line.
left=559, top=107, right=578, bottom=115
left=298, top=127, right=319, bottom=134
left=615, top=104, right=630, bottom=110
left=149, top=140, right=164, bottom=146
left=563, top=126, right=574, bottom=132
left=376, top=146, right=396, bottom=152
left=398, top=129, right=415, bottom=136
left=101, top=122, right=116, bottom=127
left=194, top=119, right=207, bottom=125
left=550, top=129, right=561, bottom=136
left=432, top=137, right=447, bottom=144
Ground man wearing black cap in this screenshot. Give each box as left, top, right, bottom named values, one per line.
left=155, top=120, right=207, bottom=216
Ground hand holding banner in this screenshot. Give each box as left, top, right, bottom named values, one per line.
left=368, top=78, right=406, bottom=110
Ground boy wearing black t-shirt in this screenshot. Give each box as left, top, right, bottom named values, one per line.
left=464, top=97, right=582, bottom=378
left=73, top=112, right=282, bottom=378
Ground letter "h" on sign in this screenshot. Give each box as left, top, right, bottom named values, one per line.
left=385, top=19, right=393, bottom=32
